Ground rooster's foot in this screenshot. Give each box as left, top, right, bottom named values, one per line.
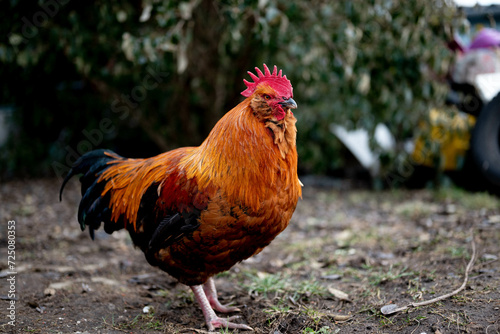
left=207, top=315, right=253, bottom=331
left=203, top=277, right=241, bottom=313
left=191, top=283, right=252, bottom=331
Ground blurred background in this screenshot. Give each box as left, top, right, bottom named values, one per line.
left=2, top=0, right=500, bottom=194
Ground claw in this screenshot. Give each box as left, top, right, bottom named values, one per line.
left=191, top=281, right=252, bottom=332
left=208, top=316, right=253, bottom=331
left=203, top=278, right=240, bottom=313
left=211, top=300, right=241, bottom=313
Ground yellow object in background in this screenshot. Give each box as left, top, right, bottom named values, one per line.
left=412, top=109, right=476, bottom=171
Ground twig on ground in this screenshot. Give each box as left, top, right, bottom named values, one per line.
left=381, top=229, right=477, bottom=315
left=180, top=328, right=212, bottom=334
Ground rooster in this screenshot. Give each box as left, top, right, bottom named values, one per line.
left=60, top=64, right=301, bottom=331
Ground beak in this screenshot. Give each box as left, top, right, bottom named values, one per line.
left=279, top=98, right=297, bottom=110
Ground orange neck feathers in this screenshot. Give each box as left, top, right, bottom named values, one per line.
left=181, top=97, right=301, bottom=212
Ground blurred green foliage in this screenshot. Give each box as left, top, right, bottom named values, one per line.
left=0, top=0, right=460, bottom=179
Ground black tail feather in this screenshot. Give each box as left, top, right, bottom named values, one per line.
left=78, top=180, right=106, bottom=227
left=59, top=149, right=124, bottom=239
left=60, top=149, right=120, bottom=200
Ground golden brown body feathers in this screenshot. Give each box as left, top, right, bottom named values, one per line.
left=63, top=95, right=301, bottom=285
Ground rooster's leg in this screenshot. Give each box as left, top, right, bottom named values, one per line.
left=203, top=277, right=240, bottom=313
left=191, top=285, right=253, bottom=331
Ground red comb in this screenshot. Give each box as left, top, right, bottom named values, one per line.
left=241, top=64, right=293, bottom=98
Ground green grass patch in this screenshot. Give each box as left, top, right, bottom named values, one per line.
left=368, top=265, right=414, bottom=286
left=302, top=326, right=333, bottom=334
left=244, top=272, right=327, bottom=299
left=102, top=311, right=165, bottom=331
left=434, top=187, right=499, bottom=210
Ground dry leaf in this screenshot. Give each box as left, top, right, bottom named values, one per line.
left=380, top=304, right=401, bottom=315
left=328, top=286, right=351, bottom=301
left=43, top=288, right=56, bottom=296
left=331, top=314, right=351, bottom=321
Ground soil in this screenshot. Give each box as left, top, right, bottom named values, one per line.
left=0, top=178, right=499, bottom=334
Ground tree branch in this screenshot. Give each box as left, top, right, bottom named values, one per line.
left=381, top=229, right=477, bottom=315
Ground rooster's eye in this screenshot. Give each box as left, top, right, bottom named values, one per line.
left=263, top=94, right=271, bottom=100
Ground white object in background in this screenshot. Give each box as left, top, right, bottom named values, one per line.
left=475, top=72, right=500, bottom=103
left=330, top=123, right=395, bottom=176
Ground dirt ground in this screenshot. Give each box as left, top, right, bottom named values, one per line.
left=0, top=178, right=499, bottom=334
